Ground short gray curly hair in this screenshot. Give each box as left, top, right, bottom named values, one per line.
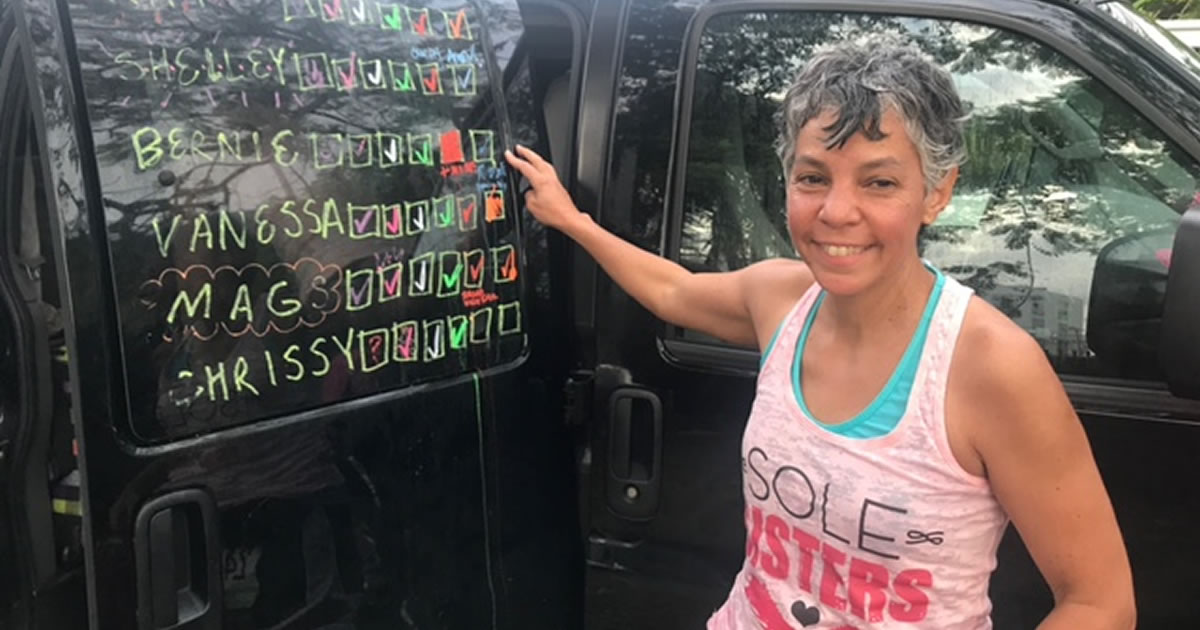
left=777, top=39, right=968, bottom=191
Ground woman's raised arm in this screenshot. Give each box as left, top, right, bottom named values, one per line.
left=505, top=145, right=808, bottom=348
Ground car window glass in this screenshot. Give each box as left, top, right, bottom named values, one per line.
left=64, top=0, right=529, bottom=441
left=680, top=11, right=1200, bottom=383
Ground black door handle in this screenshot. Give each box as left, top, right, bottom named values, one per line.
left=134, top=489, right=221, bottom=630
left=606, top=386, right=662, bottom=520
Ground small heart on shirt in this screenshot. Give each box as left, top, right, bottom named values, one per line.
left=791, top=600, right=821, bottom=626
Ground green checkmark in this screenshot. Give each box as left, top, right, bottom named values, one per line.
left=448, top=317, right=468, bottom=349
left=392, top=63, right=414, bottom=91
left=383, top=7, right=402, bottom=30
left=439, top=261, right=462, bottom=296
left=412, top=141, right=432, bottom=166
left=436, top=203, right=455, bottom=227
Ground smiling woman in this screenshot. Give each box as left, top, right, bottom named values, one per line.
left=508, top=35, right=1136, bottom=630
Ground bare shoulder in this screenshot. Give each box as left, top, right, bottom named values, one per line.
left=949, top=295, right=1076, bottom=458
left=741, top=258, right=815, bottom=349
left=954, top=296, right=1056, bottom=395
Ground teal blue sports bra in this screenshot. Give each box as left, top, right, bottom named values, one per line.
left=775, top=268, right=946, bottom=439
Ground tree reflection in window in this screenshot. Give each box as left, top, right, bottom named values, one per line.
left=682, top=11, right=1198, bottom=380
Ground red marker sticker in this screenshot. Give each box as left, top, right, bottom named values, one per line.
left=440, top=130, right=464, bottom=164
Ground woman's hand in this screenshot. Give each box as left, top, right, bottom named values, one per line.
left=504, top=145, right=583, bottom=232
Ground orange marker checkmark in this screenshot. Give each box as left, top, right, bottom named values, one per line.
left=448, top=10, right=468, bottom=38
left=501, top=250, right=518, bottom=281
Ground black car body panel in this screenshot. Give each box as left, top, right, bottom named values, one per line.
left=0, top=0, right=1198, bottom=628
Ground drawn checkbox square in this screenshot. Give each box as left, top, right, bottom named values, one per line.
left=492, top=244, right=518, bottom=284
left=469, top=307, right=493, bottom=344
left=388, top=60, right=415, bottom=91
left=331, top=57, right=357, bottom=91
left=311, top=133, right=345, bottom=170
left=348, top=133, right=374, bottom=168
left=382, top=204, right=404, bottom=238
left=296, top=53, right=331, bottom=91
left=463, top=249, right=485, bottom=289
left=359, top=58, right=388, bottom=90
left=442, top=8, right=473, bottom=40
left=378, top=262, right=403, bottom=303
left=409, top=252, right=435, bottom=297
left=498, top=302, right=522, bottom=335
left=458, top=194, right=478, bottom=231
left=432, top=195, right=456, bottom=228
left=417, top=63, right=442, bottom=95
left=377, top=132, right=404, bottom=167
left=469, top=129, right=495, bottom=163
left=408, top=133, right=434, bottom=166
left=405, top=200, right=430, bottom=235
left=438, top=251, right=464, bottom=297
left=406, top=6, right=431, bottom=36
left=379, top=3, right=404, bottom=30
left=449, top=64, right=476, bottom=96
left=423, top=319, right=445, bottom=361
left=348, top=203, right=379, bottom=239
left=392, top=320, right=419, bottom=362
left=358, top=328, right=390, bottom=373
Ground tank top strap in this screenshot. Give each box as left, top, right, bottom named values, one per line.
left=912, top=274, right=981, bottom=479
left=758, top=281, right=822, bottom=382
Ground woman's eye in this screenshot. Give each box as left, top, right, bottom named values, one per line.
left=794, top=174, right=826, bottom=186
left=867, top=179, right=897, bottom=189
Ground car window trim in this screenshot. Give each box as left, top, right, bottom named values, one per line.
left=518, top=0, right=587, bottom=182
left=574, top=0, right=631, bottom=345
left=660, top=0, right=1200, bottom=396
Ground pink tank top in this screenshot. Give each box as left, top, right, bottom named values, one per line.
left=708, top=275, right=1009, bottom=630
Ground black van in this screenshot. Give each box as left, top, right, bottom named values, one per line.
left=1, top=0, right=1198, bottom=628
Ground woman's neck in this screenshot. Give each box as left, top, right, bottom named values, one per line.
left=819, top=259, right=937, bottom=347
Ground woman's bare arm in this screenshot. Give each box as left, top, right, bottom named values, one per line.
left=954, top=304, right=1135, bottom=630
left=506, top=145, right=810, bottom=348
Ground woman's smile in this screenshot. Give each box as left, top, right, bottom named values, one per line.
left=813, top=241, right=874, bottom=257
left=807, top=240, right=878, bottom=271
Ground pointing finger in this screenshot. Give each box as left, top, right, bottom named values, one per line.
left=504, top=149, right=536, bottom=178
left=515, top=144, right=553, bottom=172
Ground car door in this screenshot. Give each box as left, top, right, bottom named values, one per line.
left=0, top=5, right=94, bottom=627
left=576, top=1, right=1200, bottom=628
left=6, top=0, right=581, bottom=628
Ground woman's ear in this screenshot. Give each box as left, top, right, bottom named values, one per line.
left=922, top=166, right=959, bottom=225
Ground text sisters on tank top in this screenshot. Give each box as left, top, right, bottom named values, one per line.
left=709, top=266, right=1009, bottom=630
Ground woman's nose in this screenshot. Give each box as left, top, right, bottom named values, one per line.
left=817, top=181, right=862, bottom=226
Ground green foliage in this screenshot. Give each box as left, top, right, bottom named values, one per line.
left=1133, top=0, right=1200, bottom=20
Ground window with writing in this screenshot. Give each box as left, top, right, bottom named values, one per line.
left=68, top=0, right=527, bottom=442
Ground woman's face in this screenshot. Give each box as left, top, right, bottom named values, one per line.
left=786, top=107, right=957, bottom=296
